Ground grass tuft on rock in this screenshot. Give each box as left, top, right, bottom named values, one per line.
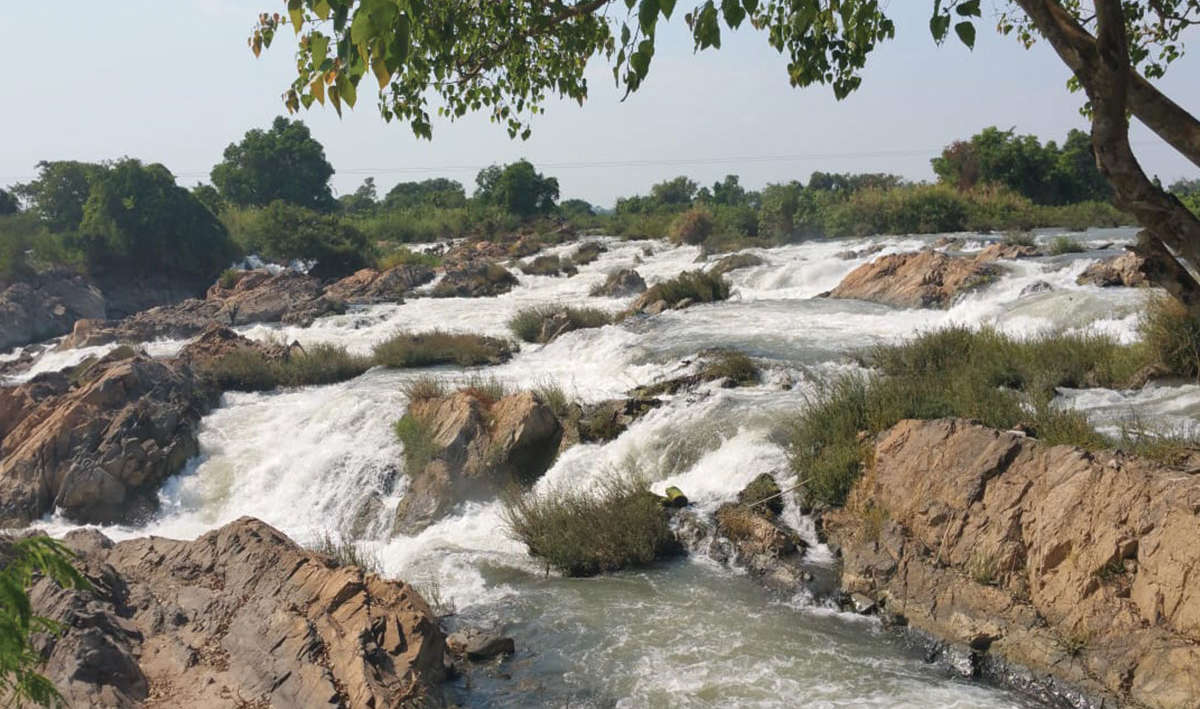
left=508, top=305, right=612, bottom=344
left=502, top=476, right=679, bottom=577
left=787, top=325, right=1172, bottom=508
left=311, top=532, right=382, bottom=574
left=377, top=246, right=442, bottom=270
left=373, top=330, right=513, bottom=368
left=700, top=350, right=761, bottom=386
left=199, top=344, right=372, bottom=392
left=1047, top=235, right=1086, bottom=256
left=394, top=412, right=438, bottom=477
left=643, top=270, right=731, bottom=308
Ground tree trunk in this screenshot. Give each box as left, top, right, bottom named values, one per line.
left=1014, top=0, right=1200, bottom=310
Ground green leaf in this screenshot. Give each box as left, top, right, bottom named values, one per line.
left=954, top=20, right=976, bottom=49
left=387, top=14, right=411, bottom=70
left=660, top=0, right=677, bottom=19
left=741, top=0, right=758, bottom=13
left=721, top=0, right=745, bottom=28
left=339, top=74, right=357, bottom=108
left=287, top=0, right=304, bottom=33
left=310, top=32, right=330, bottom=64
left=350, top=10, right=374, bottom=49
left=638, top=0, right=660, bottom=35
left=955, top=0, right=981, bottom=17
left=314, top=0, right=331, bottom=21
left=929, top=14, right=950, bottom=42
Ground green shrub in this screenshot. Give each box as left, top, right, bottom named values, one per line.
left=642, top=270, right=731, bottom=307
left=669, top=206, right=715, bottom=245
left=373, top=330, right=513, bottom=367
left=228, top=200, right=373, bottom=279
left=198, top=344, right=372, bottom=392
left=394, top=412, right=438, bottom=476
left=377, top=246, right=441, bottom=270
left=508, top=305, right=612, bottom=343
left=218, top=268, right=240, bottom=289
left=502, top=476, right=679, bottom=576
left=1048, top=235, right=1086, bottom=255
left=1002, top=231, right=1037, bottom=248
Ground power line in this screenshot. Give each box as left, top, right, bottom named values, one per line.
left=0, top=139, right=1176, bottom=183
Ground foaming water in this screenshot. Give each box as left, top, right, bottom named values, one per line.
left=36, top=228, right=1168, bottom=707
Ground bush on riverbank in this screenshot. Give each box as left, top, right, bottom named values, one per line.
left=787, top=319, right=1197, bottom=508
left=199, top=344, right=372, bottom=392
left=502, top=476, right=679, bottom=576
left=508, top=305, right=611, bottom=343
left=373, top=331, right=513, bottom=367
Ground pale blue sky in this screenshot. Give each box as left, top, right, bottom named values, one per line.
left=2, top=1, right=1197, bottom=206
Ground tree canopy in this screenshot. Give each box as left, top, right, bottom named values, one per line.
left=211, top=116, right=337, bottom=212
left=474, top=160, right=559, bottom=216
left=384, top=177, right=467, bottom=209
left=248, top=1, right=1200, bottom=303
left=932, top=127, right=1111, bottom=204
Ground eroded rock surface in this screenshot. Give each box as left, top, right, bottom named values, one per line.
left=393, top=390, right=563, bottom=534
left=827, top=250, right=1000, bottom=308
left=325, top=264, right=435, bottom=304
left=29, top=517, right=447, bottom=708
left=430, top=263, right=519, bottom=298
left=0, top=270, right=106, bottom=352
left=591, top=268, right=646, bottom=298
left=1076, top=250, right=1148, bottom=288
left=824, top=418, right=1200, bottom=709
left=0, top=350, right=211, bottom=526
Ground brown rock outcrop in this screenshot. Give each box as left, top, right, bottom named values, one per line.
left=708, top=252, right=765, bottom=276
left=825, top=418, right=1200, bottom=709
left=61, top=270, right=343, bottom=348
left=827, top=250, right=1000, bottom=308
left=1076, top=250, right=1148, bottom=288
left=429, top=263, right=518, bottom=298
left=976, top=242, right=1042, bottom=261
left=0, top=269, right=106, bottom=352
left=29, top=517, right=447, bottom=708
left=325, top=264, right=435, bottom=304
left=0, top=350, right=212, bottom=526
left=393, top=390, right=562, bottom=534
left=590, top=269, right=647, bottom=298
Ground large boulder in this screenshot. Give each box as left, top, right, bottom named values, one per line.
left=824, top=418, right=1200, bottom=709
left=0, top=269, right=106, bottom=352
left=393, top=390, right=562, bottom=534
left=708, top=252, right=765, bottom=276
left=325, top=264, right=436, bottom=304
left=1076, top=250, right=1148, bottom=288
left=28, top=517, right=447, bottom=708
left=430, top=263, right=518, bottom=298
left=0, top=350, right=212, bottom=526
left=827, top=250, right=1000, bottom=308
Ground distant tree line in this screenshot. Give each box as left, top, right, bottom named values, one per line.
left=2, top=120, right=1194, bottom=284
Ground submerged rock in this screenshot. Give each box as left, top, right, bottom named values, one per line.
left=392, top=390, right=563, bottom=534
left=28, top=517, right=447, bottom=708
left=0, top=350, right=212, bottom=526
left=446, top=629, right=516, bottom=663
left=1076, top=250, right=1148, bottom=288
left=824, top=418, right=1200, bottom=709
left=827, top=250, right=1000, bottom=308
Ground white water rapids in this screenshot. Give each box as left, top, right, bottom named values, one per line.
left=29, top=227, right=1196, bottom=707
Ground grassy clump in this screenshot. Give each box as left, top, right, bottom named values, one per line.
left=394, top=412, right=438, bottom=476
left=1002, top=231, right=1037, bottom=248
left=373, top=330, right=514, bottom=368
left=199, top=344, right=372, bottom=392
left=508, top=305, right=612, bottom=344
left=643, top=270, right=731, bottom=307
left=218, top=268, right=240, bottom=290
left=1047, top=235, right=1086, bottom=256
left=737, top=473, right=784, bottom=518
left=1139, top=294, right=1200, bottom=379
left=312, top=532, right=382, bottom=574
left=519, top=254, right=566, bottom=276
left=700, top=350, right=761, bottom=386
left=377, top=246, right=442, bottom=270
left=401, top=374, right=447, bottom=402
left=788, top=326, right=1154, bottom=508
left=502, top=476, right=679, bottom=577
